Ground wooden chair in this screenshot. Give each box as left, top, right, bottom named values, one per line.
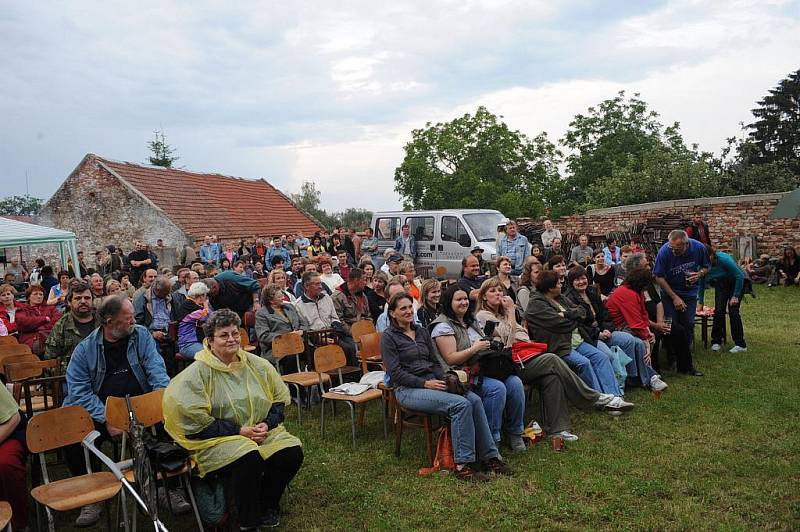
left=350, top=319, right=376, bottom=345
left=272, top=332, right=330, bottom=423
left=385, top=386, right=441, bottom=466
left=4, top=359, right=62, bottom=415
left=315, top=345, right=386, bottom=448
left=0, top=501, right=11, bottom=532
left=243, top=310, right=256, bottom=330
left=239, top=327, right=257, bottom=352
left=105, top=390, right=204, bottom=531
left=0, top=344, right=33, bottom=359
left=27, top=406, right=123, bottom=532
left=0, top=335, right=18, bottom=345
left=358, top=332, right=383, bottom=374
left=305, top=328, right=361, bottom=383
left=1, top=353, right=40, bottom=375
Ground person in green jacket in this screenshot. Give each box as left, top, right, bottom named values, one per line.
left=698, top=246, right=747, bottom=353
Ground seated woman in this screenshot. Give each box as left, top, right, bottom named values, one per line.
left=16, top=284, right=61, bottom=355
left=105, top=279, right=122, bottom=297
left=307, top=236, right=325, bottom=258
left=175, top=282, right=211, bottom=359
left=416, top=278, right=441, bottom=328
left=607, top=265, right=701, bottom=377
left=777, top=246, right=800, bottom=286
left=366, top=271, right=388, bottom=322
left=587, top=250, right=615, bottom=297
left=564, top=267, right=667, bottom=392
left=0, top=283, right=24, bottom=335
left=219, top=257, right=232, bottom=271
left=317, top=256, right=345, bottom=292
left=382, top=292, right=511, bottom=481
left=494, top=256, right=517, bottom=304
left=267, top=269, right=296, bottom=303
left=164, top=309, right=303, bottom=529
left=0, top=384, right=28, bottom=531
left=430, top=284, right=526, bottom=451
left=358, top=259, right=376, bottom=288
left=526, top=271, right=629, bottom=400
left=46, top=269, right=71, bottom=312
left=475, top=278, right=632, bottom=441
left=545, top=255, right=568, bottom=291
left=515, top=256, right=542, bottom=312
left=398, top=261, right=421, bottom=301
left=255, top=284, right=307, bottom=366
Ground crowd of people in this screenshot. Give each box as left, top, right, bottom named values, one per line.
left=0, top=215, right=778, bottom=530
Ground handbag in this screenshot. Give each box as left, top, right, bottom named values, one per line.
left=142, top=433, right=190, bottom=473
left=474, top=348, right=517, bottom=381
left=444, top=371, right=468, bottom=395
left=511, top=341, right=548, bottom=366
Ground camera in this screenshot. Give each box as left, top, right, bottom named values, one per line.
left=482, top=320, right=505, bottom=352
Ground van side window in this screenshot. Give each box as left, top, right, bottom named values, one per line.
left=406, top=216, right=434, bottom=241
left=441, top=216, right=470, bottom=246
left=375, top=217, right=401, bottom=240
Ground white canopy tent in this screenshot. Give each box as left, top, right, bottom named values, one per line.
left=0, top=217, right=80, bottom=275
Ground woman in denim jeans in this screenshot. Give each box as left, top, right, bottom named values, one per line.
left=381, top=292, right=512, bottom=482
left=430, top=285, right=527, bottom=452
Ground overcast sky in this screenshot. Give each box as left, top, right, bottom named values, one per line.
left=1, top=0, right=798, bottom=213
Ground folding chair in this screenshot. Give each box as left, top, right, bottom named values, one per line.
left=272, top=332, right=330, bottom=423
left=27, top=406, right=123, bottom=532
left=105, top=389, right=204, bottom=532
left=0, top=501, right=10, bottom=532
left=315, top=345, right=386, bottom=448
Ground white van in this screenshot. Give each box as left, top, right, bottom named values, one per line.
left=370, top=209, right=508, bottom=278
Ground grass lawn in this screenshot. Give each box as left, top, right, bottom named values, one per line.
left=47, top=286, right=799, bottom=531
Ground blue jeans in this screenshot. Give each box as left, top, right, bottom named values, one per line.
left=563, top=342, right=622, bottom=396
left=475, top=375, right=525, bottom=442
left=395, top=387, right=499, bottom=465
left=603, top=331, right=657, bottom=387
left=662, top=294, right=697, bottom=345
left=179, top=342, right=204, bottom=359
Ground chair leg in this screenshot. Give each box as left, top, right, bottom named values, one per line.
left=45, top=505, right=55, bottom=532
left=347, top=401, right=357, bottom=449
left=381, top=396, right=388, bottom=438
left=424, top=416, right=434, bottom=467
left=290, top=384, right=302, bottom=424
left=320, top=399, right=326, bottom=436
left=120, top=490, right=130, bottom=532
left=105, top=499, right=113, bottom=532
left=182, top=473, right=205, bottom=532
left=394, top=410, right=403, bottom=457
left=358, top=404, right=367, bottom=428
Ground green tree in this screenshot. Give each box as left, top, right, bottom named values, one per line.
left=394, top=106, right=562, bottom=219
left=745, top=69, right=800, bottom=175
left=0, top=194, right=43, bottom=216
left=291, top=180, right=338, bottom=228
left=147, top=129, right=180, bottom=168
left=336, top=208, right=373, bottom=230
left=717, top=133, right=799, bottom=195
left=562, top=91, right=719, bottom=211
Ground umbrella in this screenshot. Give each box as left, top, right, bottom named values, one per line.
left=770, top=188, right=800, bottom=219
left=126, top=395, right=160, bottom=527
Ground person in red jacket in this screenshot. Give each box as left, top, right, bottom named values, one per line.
left=16, top=284, right=61, bottom=355
left=0, top=283, right=25, bottom=336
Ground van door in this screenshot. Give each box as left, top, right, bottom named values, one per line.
left=405, top=215, right=435, bottom=277
left=438, top=215, right=473, bottom=278
left=374, top=215, right=401, bottom=261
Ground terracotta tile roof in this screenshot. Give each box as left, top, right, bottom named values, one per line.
left=96, top=156, right=322, bottom=240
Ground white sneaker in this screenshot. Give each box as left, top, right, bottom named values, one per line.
left=729, top=345, right=748, bottom=353
left=604, top=396, right=634, bottom=411
left=711, top=343, right=721, bottom=352
left=650, top=375, right=668, bottom=392
left=593, top=393, right=615, bottom=408
left=75, top=502, right=103, bottom=527
left=552, top=430, right=579, bottom=442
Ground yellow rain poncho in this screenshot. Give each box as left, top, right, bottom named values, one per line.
left=163, top=344, right=302, bottom=476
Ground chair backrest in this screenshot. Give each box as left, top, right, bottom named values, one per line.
left=26, top=405, right=96, bottom=453
left=272, top=332, right=305, bottom=359
left=4, top=360, right=46, bottom=381
left=243, top=311, right=256, bottom=329
left=314, top=344, right=346, bottom=374
left=105, top=388, right=166, bottom=431
left=239, top=327, right=252, bottom=348
left=351, top=320, right=377, bottom=343
left=306, top=328, right=336, bottom=347
left=0, top=344, right=33, bottom=358
left=0, top=335, right=18, bottom=345
left=0, top=353, right=40, bottom=375
left=359, top=332, right=382, bottom=359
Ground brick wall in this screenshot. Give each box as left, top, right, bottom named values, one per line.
left=521, top=192, right=799, bottom=257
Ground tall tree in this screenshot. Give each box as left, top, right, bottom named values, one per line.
left=394, top=107, right=562, bottom=220
left=745, top=69, right=800, bottom=175
left=561, top=91, right=719, bottom=212
left=336, top=208, right=373, bottom=230
left=147, top=129, right=180, bottom=168
left=291, top=180, right=337, bottom=228
left=0, top=194, right=43, bottom=216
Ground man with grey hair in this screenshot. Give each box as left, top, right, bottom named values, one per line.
left=134, top=275, right=176, bottom=374
left=653, top=229, right=710, bottom=357
left=63, top=294, right=180, bottom=525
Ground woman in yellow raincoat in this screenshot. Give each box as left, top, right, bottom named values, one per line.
left=163, top=309, right=303, bottom=530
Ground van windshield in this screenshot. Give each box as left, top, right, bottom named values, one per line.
left=463, top=212, right=505, bottom=242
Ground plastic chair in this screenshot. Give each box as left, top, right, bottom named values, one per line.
left=272, top=332, right=330, bottom=423
left=315, top=345, right=386, bottom=448
left=105, top=390, right=204, bottom=532
left=27, top=406, right=123, bottom=532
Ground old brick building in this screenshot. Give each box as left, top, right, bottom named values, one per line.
left=39, top=153, right=322, bottom=255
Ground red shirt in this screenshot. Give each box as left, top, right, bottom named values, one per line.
left=606, top=285, right=650, bottom=340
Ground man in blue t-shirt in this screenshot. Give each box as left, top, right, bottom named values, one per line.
left=653, top=230, right=710, bottom=363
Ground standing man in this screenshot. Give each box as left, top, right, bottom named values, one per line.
left=653, top=229, right=710, bottom=364
left=569, top=235, right=594, bottom=267
left=394, top=224, right=417, bottom=262
left=698, top=246, right=747, bottom=353
left=361, top=228, right=379, bottom=264
left=127, top=242, right=152, bottom=287
left=685, top=214, right=712, bottom=247
left=540, top=219, right=562, bottom=249
left=295, top=232, right=310, bottom=258
left=497, top=220, right=530, bottom=276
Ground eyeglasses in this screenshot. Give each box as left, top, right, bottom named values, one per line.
left=214, top=331, right=241, bottom=340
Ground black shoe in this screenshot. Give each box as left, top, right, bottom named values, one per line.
left=261, top=508, right=280, bottom=529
